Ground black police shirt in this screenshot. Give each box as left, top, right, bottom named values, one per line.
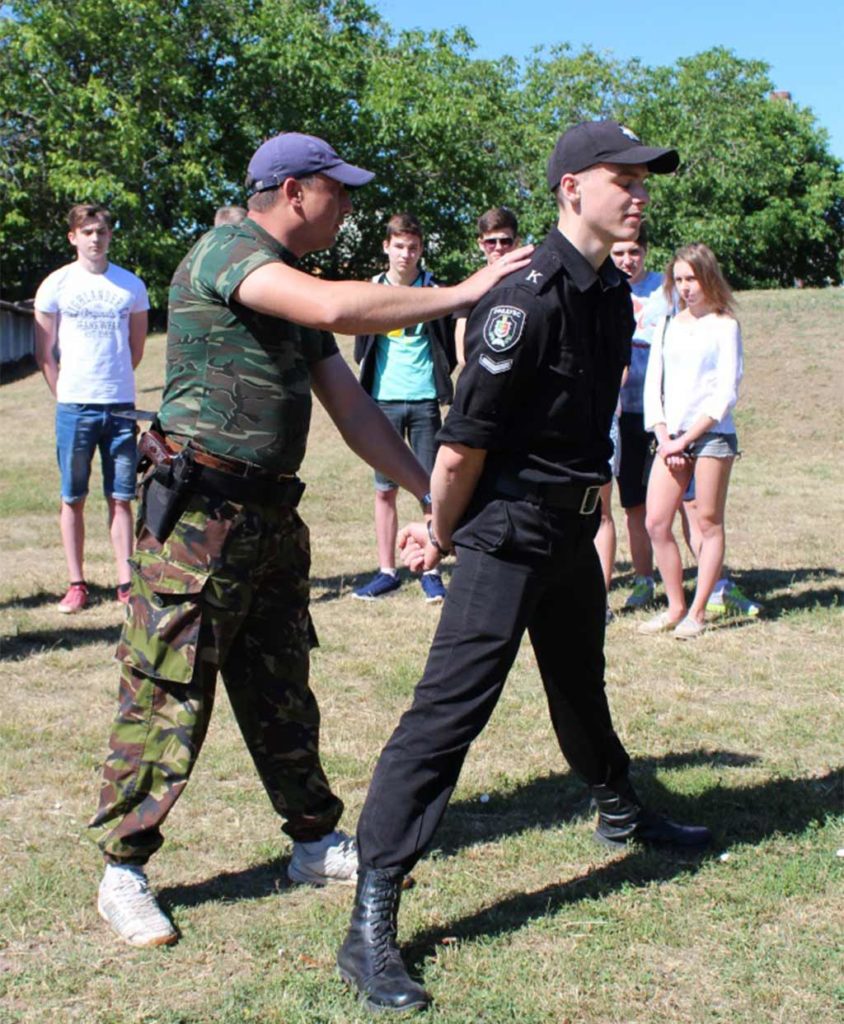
left=438, top=227, right=633, bottom=489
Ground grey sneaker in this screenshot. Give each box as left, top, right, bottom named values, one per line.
left=287, top=829, right=358, bottom=886
left=97, top=864, right=177, bottom=947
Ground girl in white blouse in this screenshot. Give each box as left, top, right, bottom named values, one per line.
left=640, top=243, right=743, bottom=639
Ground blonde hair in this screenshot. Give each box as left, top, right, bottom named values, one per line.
left=665, top=242, right=736, bottom=316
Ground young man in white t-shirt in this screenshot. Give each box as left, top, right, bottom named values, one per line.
left=34, top=204, right=149, bottom=612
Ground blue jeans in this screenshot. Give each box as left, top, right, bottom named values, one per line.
left=373, top=399, right=441, bottom=490
left=55, top=403, right=137, bottom=502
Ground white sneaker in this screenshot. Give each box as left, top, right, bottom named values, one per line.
left=97, top=864, right=178, bottom=947
left=287, top=829, right=358, bottom=886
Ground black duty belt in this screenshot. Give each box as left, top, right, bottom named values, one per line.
left=152, top=459, right=305, bottom=508
left=187, top=463, right=305, bottom=507
left=493, top=475, right=602, bottom=515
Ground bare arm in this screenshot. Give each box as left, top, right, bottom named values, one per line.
left=34, top=311, right=59, bottom=397
left=431, top=443, right=487, bottom=551
left=399, top=443, right=488, bottom=572
left=129, top=310, right=148, bottom=369
left=454, top=317, right=467, bottom=368
left=310, top=353, right=429, bottom=499
left=234, top=245, right=533, bottom=336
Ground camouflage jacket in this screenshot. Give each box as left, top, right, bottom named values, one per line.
left=158, top=218, right=338, bottom=474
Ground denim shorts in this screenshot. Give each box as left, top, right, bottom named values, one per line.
left=686, top=431, right=738, bottom=459
left=56, top=403, right=137, bottom=502
left=374, top=399, right=441, bottom=491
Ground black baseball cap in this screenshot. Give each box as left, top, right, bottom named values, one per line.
left=547, top=120, right=679, bottom=190
left=246, top=132, right=375, bottom=194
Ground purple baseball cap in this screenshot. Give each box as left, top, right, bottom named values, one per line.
left=246, top=132, right=375, bottom=193
left=547, top=120, right=679, bottom=189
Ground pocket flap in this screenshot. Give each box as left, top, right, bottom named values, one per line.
left=115, top=552, right=210, bottom=684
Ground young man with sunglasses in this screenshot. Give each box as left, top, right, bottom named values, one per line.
left=454, top=207, right=520, bottom=366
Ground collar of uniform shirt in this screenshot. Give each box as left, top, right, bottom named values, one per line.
left=548, top=226, right=625, bottom=294
left=239, top=216, right=300, bottom=266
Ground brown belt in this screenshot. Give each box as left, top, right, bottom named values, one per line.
left=166, top=437, right=295, bottom=483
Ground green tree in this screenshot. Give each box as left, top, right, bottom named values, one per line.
left=348, top=27, right=519, bottom=281
left=2, top=8, right=842, bottom=304
left=1, top=0, right=254, bottom=308
left=632, top=49, right=844, bottom=287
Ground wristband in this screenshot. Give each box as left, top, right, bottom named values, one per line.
left=426, top=519, right=451, bottom=557
left=420, top=491, right=433, bottom=513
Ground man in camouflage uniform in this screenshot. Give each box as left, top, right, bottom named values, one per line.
left=88, top=131, right=531, bottom=948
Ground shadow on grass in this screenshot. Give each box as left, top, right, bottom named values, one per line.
left=402, top=761, right=843, bottom=969
left=0, top=584, right=124, bottom=660
left=431, top=749, right=763, bottom=858
left=729, top=566, right=841, bottom=617
left=613, top=565, right=841, bottom=618
left=155, top=753, right=841, bottom=928
left=0, top=582, right=123, bottom=612
left=311, top=565, right=453, bottom=603
left=0, top=621, right=123, bottom=660
left=159, top=857, right=292, bottom=910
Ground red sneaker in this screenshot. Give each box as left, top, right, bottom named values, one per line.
left=58, top=582, right=88, bottom=614
left=116, top=585, right=131, bottom=605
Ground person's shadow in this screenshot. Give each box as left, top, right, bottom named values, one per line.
left=401, top=753, right=842, bottom=969
left=613, top=564, right=841, bottom=620
left=156, top=749, right=842, bottom=944
left=0, top=585, right=123, bottom=661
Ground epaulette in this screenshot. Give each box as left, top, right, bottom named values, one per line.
left=513, top=241, right=565, bottom=297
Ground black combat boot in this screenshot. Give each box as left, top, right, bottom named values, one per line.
left=592, top=775, right=712, bottom=850
left=337, top=868, right=431, bottom=1013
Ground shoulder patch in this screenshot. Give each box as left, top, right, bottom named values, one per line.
left=479, top=353, right=513, bottom=374
left=483, top=305, right=526, bottom=353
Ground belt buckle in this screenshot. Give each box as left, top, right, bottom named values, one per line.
left=579, top=485, right=601, bottom=515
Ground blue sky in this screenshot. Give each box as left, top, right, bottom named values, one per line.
left=377, top=0, right=843, bottom=161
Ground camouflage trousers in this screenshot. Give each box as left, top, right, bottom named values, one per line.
left=88, top=489, right=343, bottom=864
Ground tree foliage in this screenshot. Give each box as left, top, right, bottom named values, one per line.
left=2, top=2, right=842, bottom=309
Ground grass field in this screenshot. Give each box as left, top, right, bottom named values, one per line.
left=1, top=288, right=842, bottom=1024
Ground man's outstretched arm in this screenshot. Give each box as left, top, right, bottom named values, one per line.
left=310, top=353, right=429, bottom=501
left=234, top=246, right=533, bottom=336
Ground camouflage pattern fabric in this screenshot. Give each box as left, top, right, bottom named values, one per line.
left=157, top=219, right=338, bottom=473
left=88, top=490, right=343, bottom=863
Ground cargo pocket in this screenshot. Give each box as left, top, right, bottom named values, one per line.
left=115, top=550, right=210, bottom=684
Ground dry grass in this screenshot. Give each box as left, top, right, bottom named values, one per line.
left=1, top=288, right=842, bottom=1023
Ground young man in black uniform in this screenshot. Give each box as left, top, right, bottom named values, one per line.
left=336, top=121, right=712, bottom=1013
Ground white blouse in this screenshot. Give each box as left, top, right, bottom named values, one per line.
left=644, top=312, right=743, bottom=436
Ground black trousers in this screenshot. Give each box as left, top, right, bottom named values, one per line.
left=356, top=495, right=631, bottom=875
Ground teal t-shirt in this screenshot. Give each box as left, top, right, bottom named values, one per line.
left=371, top=271, right=437, bottom=401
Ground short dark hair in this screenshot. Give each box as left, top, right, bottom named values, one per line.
left=67, top=204, right=112, bottom=231
left=385, top=212, right=423, bottom=242
left=477, top=206, right=518, bottom=238
left=246, top=173, right=319, bottom=213
left=247, top=188, right=281, bottom=213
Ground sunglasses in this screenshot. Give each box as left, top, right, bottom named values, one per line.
left=480, top=235, right=515, bottom=250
